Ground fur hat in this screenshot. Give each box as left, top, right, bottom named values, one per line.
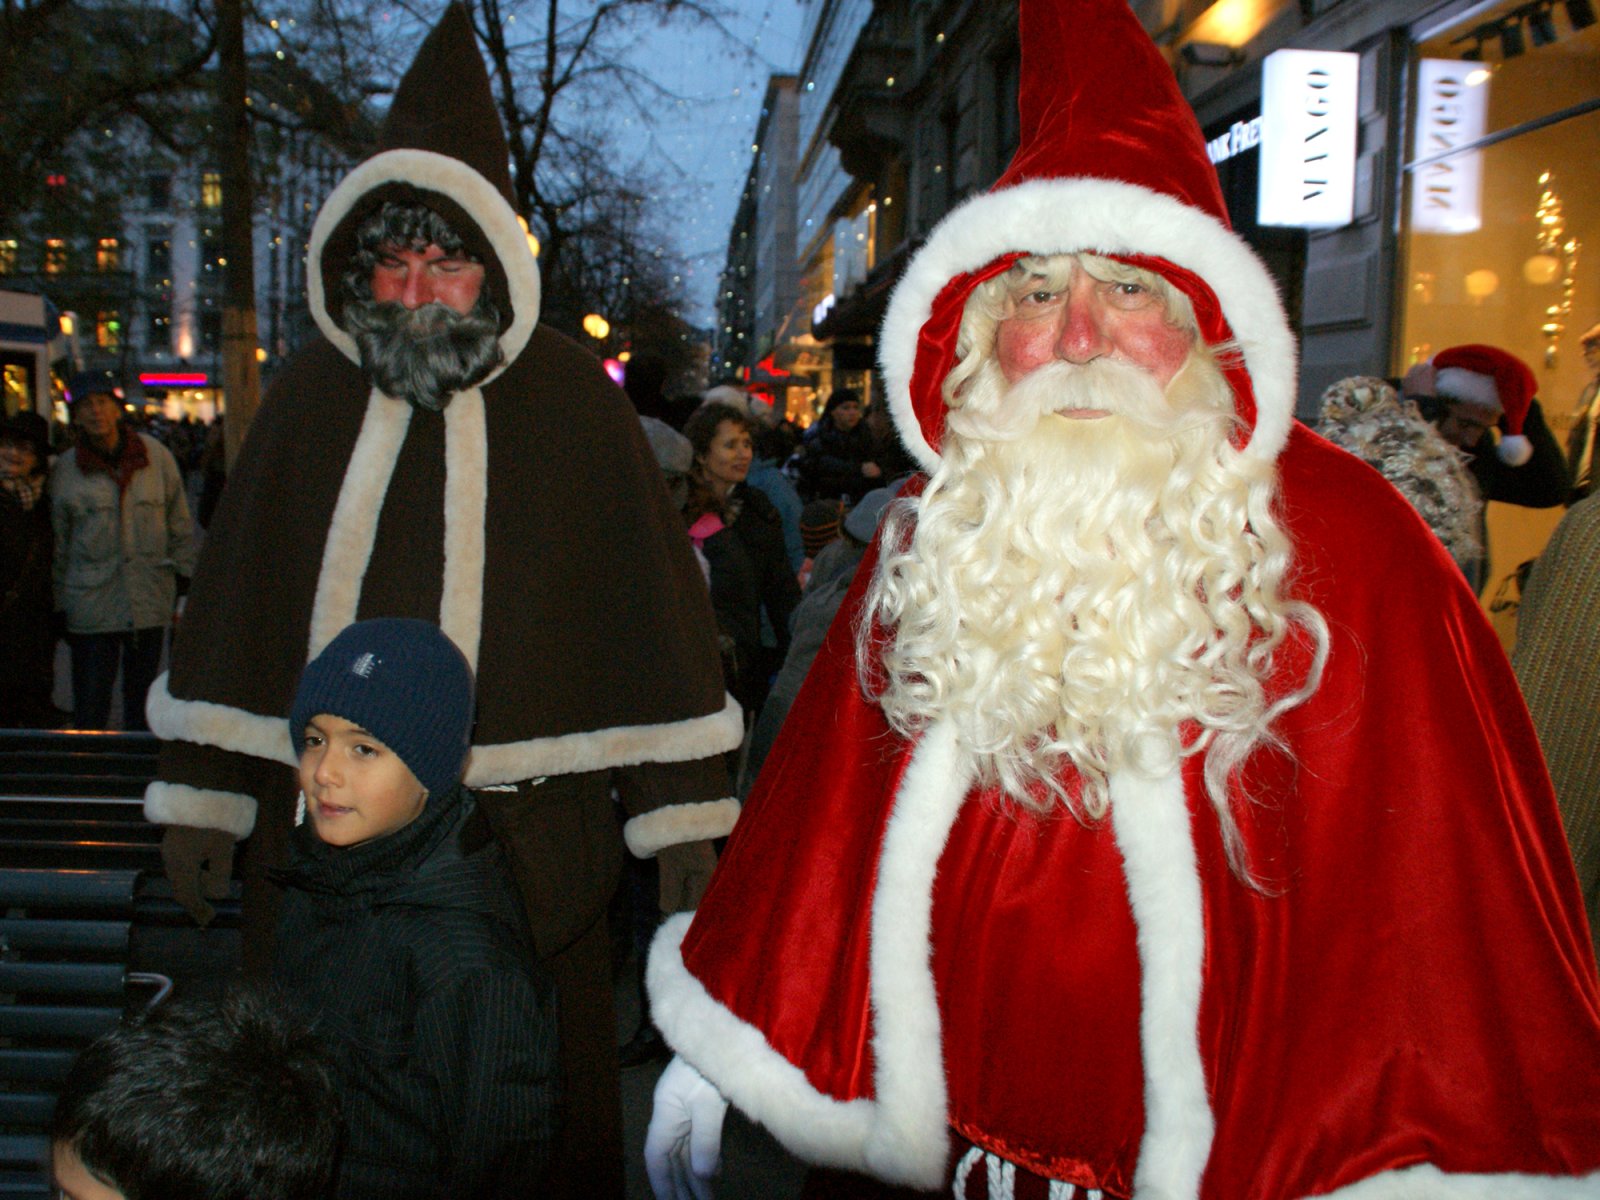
left=290, top=619, right=475, bottom=798
left=1432, top=343, right=1537, bottom=466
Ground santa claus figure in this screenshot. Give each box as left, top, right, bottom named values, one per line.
left=642, top=1, right=1600, bottom=1197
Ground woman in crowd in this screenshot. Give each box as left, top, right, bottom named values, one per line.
left=682, top=402, right=800, bottom=723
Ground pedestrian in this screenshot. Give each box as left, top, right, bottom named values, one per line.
left=274, top=618, right=559, bottom=1197
left=644, top=0, right=1600, bottom=1194
left=51, top=370, right=195, bottom=731
left=1566, top=320, right=1600, bottom=502
left=142, top=10, right=738, bottom=1195
left=797, top=387, right=882, bottom=502
left=0, top=414, right=59, bottom=727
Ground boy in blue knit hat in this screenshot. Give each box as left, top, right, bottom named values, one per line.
left=272, top=618, right=559, bottom=1198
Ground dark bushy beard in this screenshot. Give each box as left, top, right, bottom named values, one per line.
left=343, top=296, right=504, bottom=412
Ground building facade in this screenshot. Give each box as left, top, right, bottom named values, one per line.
left=720, top=0, right=1596, bottom=582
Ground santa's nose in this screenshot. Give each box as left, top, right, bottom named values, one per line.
left=1055, top=279, right=1113, bottom=365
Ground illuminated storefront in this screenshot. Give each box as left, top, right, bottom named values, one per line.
left=1397, top=0, right=1598, bottom=612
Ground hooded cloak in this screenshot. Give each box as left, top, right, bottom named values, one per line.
left=647, top=1, right=1600, bottom=1195
left=144, top=3, right=740, bottom=852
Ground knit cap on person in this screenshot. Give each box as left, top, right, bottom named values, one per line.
left=800, top=498, right=845, bottom=557
left=289, top=619, right=475, bottom=799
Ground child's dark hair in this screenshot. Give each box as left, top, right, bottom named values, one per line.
left=51, top=990, right=340, bottom=1200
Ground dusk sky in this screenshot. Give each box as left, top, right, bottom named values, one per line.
left=615, top=0, right=808, bottom=326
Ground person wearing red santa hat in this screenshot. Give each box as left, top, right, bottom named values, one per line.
left=1401, top=342, right=1568, bottom=588
left=642, top=0, right=1600, bottom=1197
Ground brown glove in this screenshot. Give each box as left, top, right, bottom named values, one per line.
left=656, top=838, right=719, bottom=914
left=160, top=825, right=237, bottom=927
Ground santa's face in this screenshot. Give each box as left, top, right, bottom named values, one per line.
left=995, top=262, right=1194, bottom=398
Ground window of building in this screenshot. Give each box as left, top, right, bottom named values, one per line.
left=146, top=232, right=171, bottom=280
left=199, top=309, right=222, bottom=351
left=0, top=240, right=16, bottom=274
left=44, top=239, right=67, bottom=274
left=147, top=307, right=171, bottom=346
left=147, top=174, right=171, bottom=210
left=201, top=238, right=223, bottom=272
left=96, top=237, right=120, bottom=271
left=96, top=311, right=122, bottom=351
left=201, top=172, right=223, bottom=209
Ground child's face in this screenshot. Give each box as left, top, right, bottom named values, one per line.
left=299, top=714, right=427, bottom=847
left=52, top=1141, right=125, bottom=1200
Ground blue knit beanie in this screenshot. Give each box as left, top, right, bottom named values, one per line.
left=290, top=619, right=474, bottom=798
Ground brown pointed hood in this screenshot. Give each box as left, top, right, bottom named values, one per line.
left=307, top=3, right=539, bottom=376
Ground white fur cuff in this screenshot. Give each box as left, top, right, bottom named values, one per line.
left=143, top=781, right=257, bottom=839
left=624, top=798, right=741, bottom=858
left=1315, top=1163, right=1600, bottom=1198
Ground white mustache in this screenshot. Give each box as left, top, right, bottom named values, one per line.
left=948, top=358, right=1172, bottom=443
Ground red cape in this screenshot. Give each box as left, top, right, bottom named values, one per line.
left=650, top=426, right=1600, bottom=1198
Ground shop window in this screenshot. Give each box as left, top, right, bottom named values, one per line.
left=0, top=240, right=16, bottom=274
left=43, top=239, right=67, bottom=274
left=96, top=237, right=120, bottom=271
left=1399, top=0, right=1599, bottom=600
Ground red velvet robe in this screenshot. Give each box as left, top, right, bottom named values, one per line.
left=649, top=426, right=1600, bottom=1199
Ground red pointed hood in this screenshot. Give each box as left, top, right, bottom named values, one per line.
left=879, top=0, right=1296, bottom=470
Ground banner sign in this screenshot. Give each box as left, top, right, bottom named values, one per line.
left=1410, top=58, right=1488, bottom=234
left=1257, top=49, right=1360, bottom=228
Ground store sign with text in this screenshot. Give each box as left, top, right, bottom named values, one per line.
left=1257, top=49, right=1360, bottom=228
left=1410, top=59, right=1488, bottom=234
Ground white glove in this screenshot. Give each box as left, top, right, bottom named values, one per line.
left=645, top=1055, right=728, bottom=1200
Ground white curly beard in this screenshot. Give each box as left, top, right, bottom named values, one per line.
left=861, top=351, right=1314, bottom=832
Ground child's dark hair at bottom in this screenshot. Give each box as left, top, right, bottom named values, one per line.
left=50, top=990, right=340, bottom=1200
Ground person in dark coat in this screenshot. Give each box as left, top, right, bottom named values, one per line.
left=273, top=618, right=558, bottom=1199
left=0, top=414, right=59, bottom=726
left=682, top=402, right=801, bottom=724
left=797, top=388, right=883, bottom=502
left=145, top=12, right=737, bottom=1194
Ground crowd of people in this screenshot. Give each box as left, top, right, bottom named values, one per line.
left=17, top=1, right=1600, bottom=1198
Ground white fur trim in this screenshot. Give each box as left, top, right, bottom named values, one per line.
left=440, top=388, right=487, bottom=670
left=1309, top=1164, right=1600, bottom=1198
left=149, top=676, right=740, bottom=787
left=645, top=723, right=970, bottom=1188
left=307, top=148, right=540, bottom=377
left=1497, top=434, right=1533, bottom=467
left=647, top=914, right=886, bottom=1174
left=878, top=177, right=1297, bottom=470
left=623, top=798, right=741, bottom=858
left=143, top=780, right=256, bottom=838
left=462, top=693, right=745, bottom=787
left=145, top=672, right=297, bottom=766
left=307, top=391, right=412, bottom=659
left=862, top=719, right=969, bottom=1181
left=1435, top=366, right=1500, bottom=412
left=1108, top=766, right=1214, bottom=1200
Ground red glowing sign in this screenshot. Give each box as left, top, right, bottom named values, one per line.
left=139, top=373, right=209, bottom=387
